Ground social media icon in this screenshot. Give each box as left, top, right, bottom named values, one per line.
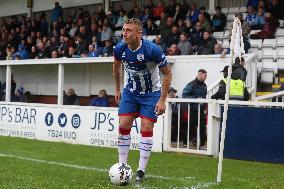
left=58, top=113, right=67, bottom=127
left=45, top=112, right=53, bottom=126
left=72, top=114, right=81, bottom=128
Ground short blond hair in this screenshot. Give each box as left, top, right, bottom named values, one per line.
left=125, top=18, right=142, bottom=31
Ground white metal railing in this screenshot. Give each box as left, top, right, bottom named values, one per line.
left=164, top=98, right=284, bottom=156
left=253, top=90, right=284, bottom=103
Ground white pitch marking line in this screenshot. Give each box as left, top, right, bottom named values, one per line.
left=0, top=153, right=195, bottom=182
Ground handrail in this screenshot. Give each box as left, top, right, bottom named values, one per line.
left=253, top=90, right=284, bottom=101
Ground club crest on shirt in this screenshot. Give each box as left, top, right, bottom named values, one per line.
left=122, top=52, right=126, bottom=58
left=137, top=54, right=144, bottom=61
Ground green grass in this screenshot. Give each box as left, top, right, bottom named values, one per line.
left=0, top=136, right=283, bottom=189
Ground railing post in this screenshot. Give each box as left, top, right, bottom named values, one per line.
left=5, top=65, right=12, bottom=102
left=163, top=100, right=172, bottom=151
left=57, top=64, right=64, bottom=105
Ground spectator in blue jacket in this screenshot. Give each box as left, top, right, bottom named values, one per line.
left=89, top=89, right=109, bottom=107
left=182, top=69, right=207, bottom=149
left=14, top=44, right=29, bottom=60
left=51, top=2, right=63, bottom=22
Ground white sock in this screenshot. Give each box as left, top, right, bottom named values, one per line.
left=138, top=137, right=153, bottom=172
left=118, top=134, right=131, bottom=164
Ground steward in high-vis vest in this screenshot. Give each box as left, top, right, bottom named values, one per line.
left=211, top=66, right=249, bottom=101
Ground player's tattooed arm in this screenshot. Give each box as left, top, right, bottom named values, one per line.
left=113, top=60, right=122, bottom=104
left=155, top=65, right=172, bottom=115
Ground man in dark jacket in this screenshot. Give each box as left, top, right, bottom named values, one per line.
left=182, top=69, right=207, bottom=149
left=232, top=57, right=247, bottom=82
left=211, top=66, right=228, bottom=100
left=63, top=88, right=80, bottom=105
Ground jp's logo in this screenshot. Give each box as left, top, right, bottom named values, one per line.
left=72, top=114, right=81, bottom=128
left=45, top=112, right=53, bottom=126
left=58, top=113, right=67, bottom=127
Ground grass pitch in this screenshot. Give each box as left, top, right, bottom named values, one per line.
left=0, top=136, right=283, bottom=189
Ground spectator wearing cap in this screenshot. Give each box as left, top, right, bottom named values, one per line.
left=182, top=69, right=207, bottom=149
left=211, top=66, right=228, bottom=100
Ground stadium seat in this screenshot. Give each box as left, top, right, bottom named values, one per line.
left=222, top=7, right=228, bottom=14
left=217, top=39, right=222, bottom=45
left=262, top=49, right=277, bottom=61
left=262, top=60, right=278, bottom=74
left=248, top=48, right=262, bottom=61
left=239, top=6, right=247, bottom=13
left=223, top=30, right=230, bottom=39
left=277, top=48, right=284, bottom=59
left=227, top=14, right=235, bottom=21
left=249, top=39, right=262, bottom=49
left=275, top=29, right=284, bottom=37
left=277, top=59, right=284, bottom=70
left=257, top=61, right=263, bottom=75
left=228, top=7, right=240, bottom=14
left=276, top=38, right=284, bottom=47
left=213, top=31, right=224, bottom=39
left=222, top=39, right=229, bottom=48
left=260, top=70, right=274, bottom=84
left=262, top=39, right=276, bottom=49
left=279, top=20, right=284, bottom=28
left=146, top=35, right=157, bottom=42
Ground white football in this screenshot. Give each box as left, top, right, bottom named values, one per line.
left=109, top=163, right=133, bottom=185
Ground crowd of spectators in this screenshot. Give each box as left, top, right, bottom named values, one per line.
left=0, top=0, right=283, bottom=61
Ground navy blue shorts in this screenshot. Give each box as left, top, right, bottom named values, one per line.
left=118, top=88, right=161, bottom=122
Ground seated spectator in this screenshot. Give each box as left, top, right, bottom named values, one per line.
left=190, top=21, right=204, bottom=46
left=63, top=88, right=80, bottom=105
left=214, top=43, right=229, bottom=57
left=177, top=32, right=193, bottom=55
left=1, top=74, right=17, bottom=101
left=51, top=50, right=59, bottom=58
left=165, top=25, right=180, bottom=48
left=102, top=40, right=114, bottom=57
left=167, top=43, right=181, bottom=56
left=100, top=24, right=112, bottom=43
left=14, top=44, right=29, bottom=60
left=173, top=3, right=186, bottom=23
left=198, top=13, right=212, bottom=33
left=186, top=3, right=200, bottom=25
left=143, top=18, right=158, bottom=35
left=24, top=91, right=32, bottom=103
left=152, top=0, right=165, bottom=20
left=250, top=12, right=279, bottom=39
left=36, top=42, right=50, bottom=59
left=51, top=2, right=63, bottom=22
left=12, top=87, right=25, bottom=102
left=29, top=46, right=38, bottom=59
left=245, top=6, right=261, bottom=29
left=89, top=89, right=109, bottom=107
left=153, top=35, right=167, bottom=53
left=67, top=46, right=80, bottom=58
left=257, top=6, right=266, bottom=26
left=76, top=34, right=88, bottom=56
left=196, top=31, right=217, bottom=55
left=269, top=0, right=284, bottom=20
left=87, top=44, right=100, bottom=57
left=212, top=6, right=227, bottom=32
left=183, top=19, right=194, bottom=36
left=115, top=10, right=128, bottom=30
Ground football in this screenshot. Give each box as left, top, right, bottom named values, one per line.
left=109, top=163, right=133, bottom=185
